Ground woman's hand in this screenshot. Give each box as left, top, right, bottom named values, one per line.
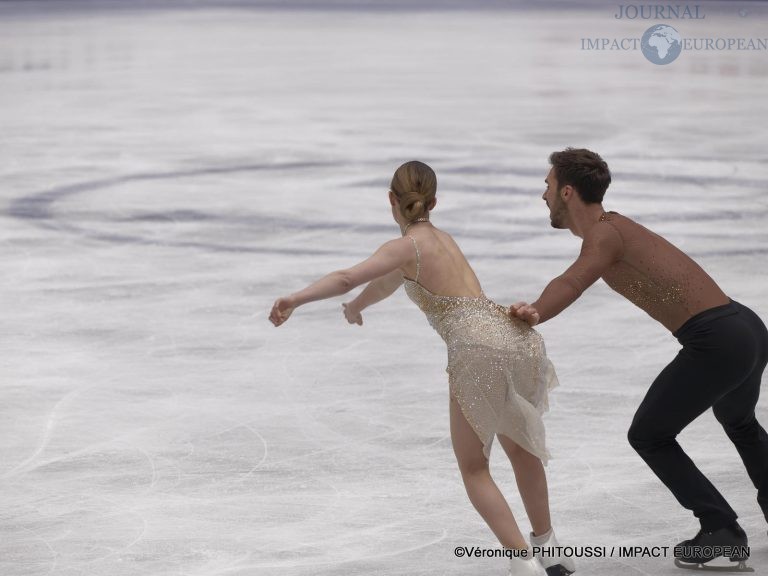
left=509, top=301, right=540, bottom=326
left=342, top=302, right=363, bottom=326
left=269, top=296, right=297, bottom=327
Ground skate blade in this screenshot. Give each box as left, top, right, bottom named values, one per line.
left=674, top=558, right=754, bottom=572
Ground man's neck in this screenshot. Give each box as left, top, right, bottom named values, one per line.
left=569, top=204, right=606, bottom=238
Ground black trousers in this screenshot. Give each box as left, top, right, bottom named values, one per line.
left=627, top=299, right=768, bottom=532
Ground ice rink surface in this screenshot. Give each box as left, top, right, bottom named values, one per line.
left=1, top=1, right=768, bottom=574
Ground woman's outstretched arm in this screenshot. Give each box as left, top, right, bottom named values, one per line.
left=269, top=238, right=412, bottom=326
left=342, top=268, right=403, bottom=325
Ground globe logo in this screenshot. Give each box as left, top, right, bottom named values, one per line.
left=641, top=24, right=683, bottom=65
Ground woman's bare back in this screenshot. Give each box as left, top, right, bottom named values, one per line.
left=400, top=225, right=482, bottom=298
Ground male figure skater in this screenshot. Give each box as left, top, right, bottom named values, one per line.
left=509, top=147, right=768, bottom=572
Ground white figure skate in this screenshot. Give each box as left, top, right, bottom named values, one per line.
left=530, top=528, right=576, bottom=576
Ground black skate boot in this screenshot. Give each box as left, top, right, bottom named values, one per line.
left=674, top=522, right=753, bottom=572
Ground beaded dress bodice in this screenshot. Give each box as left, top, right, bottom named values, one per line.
left=399, top=234, right=559, bottom=462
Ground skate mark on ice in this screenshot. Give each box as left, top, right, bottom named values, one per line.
left=76, top=492, right=149, bottom=566
left=1, top=386, right=86, bottom=479
left=212, top=528, right=448, bottom=572
left=7, top=526, right=58, bottom=576
left=4, top=413, right=189, bottom=481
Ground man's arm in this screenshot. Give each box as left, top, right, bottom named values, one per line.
left=528, top=222, right=624, bottom=324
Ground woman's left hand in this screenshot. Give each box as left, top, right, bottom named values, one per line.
left=269, top=297, right=296, bottom=326
left=342, top=302, right=363, bottom=325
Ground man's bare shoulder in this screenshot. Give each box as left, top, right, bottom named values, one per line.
left=572, top=217, right=624, bottom=268
left=583, top=217, right=624, bottom=247
left=605, top=212, right=664, bottom=241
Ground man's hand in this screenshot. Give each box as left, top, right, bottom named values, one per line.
left=269, top=296, right=296, bottom=327
left=509, top=301, right=528, bottom=317
left=342, top=302, right=363, bottom=326
left=509, top=301, right=540, bottom=326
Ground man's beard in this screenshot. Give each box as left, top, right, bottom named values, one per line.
left=549, top=198, right=568, bottom=229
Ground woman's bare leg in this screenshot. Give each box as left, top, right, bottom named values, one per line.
left=449, top=395, right=528, bottom=549
left=497, top=433, right=552, bottom=537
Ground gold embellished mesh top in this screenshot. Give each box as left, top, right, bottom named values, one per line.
left=401, top=235, right=559, bottom=463
left=534, top=211, right=730, bottom=333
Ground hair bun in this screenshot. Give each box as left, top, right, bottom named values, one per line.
left=405, top=200, right=424, bottom=220
left=390, top=160, right=437, bottom=221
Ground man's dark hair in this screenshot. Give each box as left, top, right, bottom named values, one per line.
left=549, top=148, right=611, bottom=204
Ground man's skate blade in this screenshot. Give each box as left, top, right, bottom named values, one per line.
left=674, top=558, right=754, bottom=573
left=545, top=565, right=574, bottom=576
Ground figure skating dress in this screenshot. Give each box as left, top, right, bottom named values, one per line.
left=402, top=235, right=559, bottom=462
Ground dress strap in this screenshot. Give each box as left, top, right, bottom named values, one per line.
left=404, top=235, right=420, bottom=283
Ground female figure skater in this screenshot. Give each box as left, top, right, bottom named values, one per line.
left=269, top=161, right=575, bottom=576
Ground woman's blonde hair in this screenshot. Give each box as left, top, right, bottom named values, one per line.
left=390, top=160, right=437, bottom=221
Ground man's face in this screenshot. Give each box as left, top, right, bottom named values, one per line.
left=543, top=168, right=568, bottom=229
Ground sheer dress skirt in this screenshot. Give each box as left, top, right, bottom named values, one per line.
left=404, top=276, right=559, bottom=463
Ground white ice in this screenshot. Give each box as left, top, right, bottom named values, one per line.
left=1, top=2, right=768, bottom=575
